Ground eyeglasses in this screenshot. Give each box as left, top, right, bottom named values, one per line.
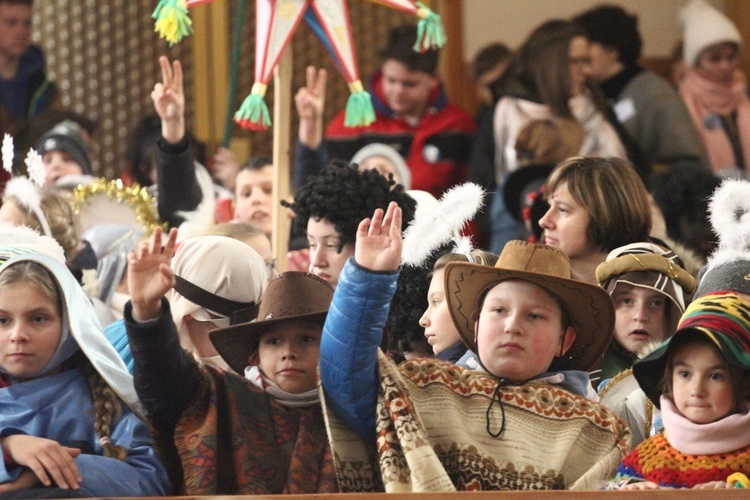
left=265, top=258, right=277, bottom=280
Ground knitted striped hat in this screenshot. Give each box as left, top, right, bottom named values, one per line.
left=633, top=292, right=750, bottom=406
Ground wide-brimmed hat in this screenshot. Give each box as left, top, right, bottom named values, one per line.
left=209, top=272, right=333, bottom=375
left=444, top=240, right=615, bottom=372
left=633, top=291, right=750, bottom=407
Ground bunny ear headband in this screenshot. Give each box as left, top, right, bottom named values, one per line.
left=401, top=182, right=485, bottom=267
left=2, top=134, right=52, bottom=238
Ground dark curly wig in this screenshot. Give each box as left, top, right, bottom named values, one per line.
left=284, top=161, right=417, bottom=249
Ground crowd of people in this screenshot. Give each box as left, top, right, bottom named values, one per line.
left=0, top=0, right=749, bottom=495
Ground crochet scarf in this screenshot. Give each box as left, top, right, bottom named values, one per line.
left=660, top=395, right=750, bottom=455
left=679, top=69, right=750, bottom=173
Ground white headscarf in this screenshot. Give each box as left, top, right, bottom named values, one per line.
left=167, top=235, right=268, bottom=353
left=0, top=251, right=141, bottom=412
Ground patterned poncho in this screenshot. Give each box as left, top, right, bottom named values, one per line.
left=324, top=353, right=629, bottom=492
left=616, top=433, right=750, bottom=488
left=168, top=365, right=338, bottom=495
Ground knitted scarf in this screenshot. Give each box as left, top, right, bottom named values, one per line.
left=679, top=69, right=750, bottom=173
left=660, top=395, right=750, bottom=455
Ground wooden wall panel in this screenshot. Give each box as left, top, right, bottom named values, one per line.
left=32, top=0, right=194, bottom=179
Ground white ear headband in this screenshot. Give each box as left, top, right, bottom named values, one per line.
left=2, top=135, right=52, bottom=238
left=401, top=182, right=485, bottom=267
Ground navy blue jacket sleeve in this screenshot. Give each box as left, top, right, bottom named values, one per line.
left=319, top=258, right=398, bottom=443
left=156, top=136, right=202, bottom=228
left=124, top=298, right=198, bottom=432
left=292, top=141, right=330, bottom=189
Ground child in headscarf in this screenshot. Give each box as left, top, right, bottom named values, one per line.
left=0, top=245, right=171, bottom=497
left=596, top=242, right=696, bottom=381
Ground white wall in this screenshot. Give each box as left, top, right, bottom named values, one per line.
left=463, top=0, right=725, bottom=61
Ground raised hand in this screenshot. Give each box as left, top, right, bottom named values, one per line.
left=151, top=56, right=185, bottom=144
left=127, top=226, right=178, bottom=321
left=1, top=435, right=81, bottom=491
left=354, top=202, right=402, bottom=272
left=295, top=66, right=327, bottom=148
left=212, top=147, right=240, bottom=191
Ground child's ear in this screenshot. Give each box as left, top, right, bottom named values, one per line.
left=557, top=326, right=577, bottom=357
left=473, top=319, right=480, bottom=345
left=248, top=349, right=259, bottom=366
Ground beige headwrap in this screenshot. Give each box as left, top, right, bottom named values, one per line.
left=168, top=235, right=268, bottom=355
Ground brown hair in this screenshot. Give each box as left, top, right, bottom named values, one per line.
left=544, top=156, right=651, bottom=252
left=662, top=330, right=750, bottom=412
left=513, top=20, right=589, bottom=119
left=0, top=261, right=127, bottom=460
left=515, top=119, right=584, bottom=166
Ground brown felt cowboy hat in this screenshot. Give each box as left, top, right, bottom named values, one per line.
left=209, top=272, right=334, bottom=375
left=444, top=240, right=615, bottom=372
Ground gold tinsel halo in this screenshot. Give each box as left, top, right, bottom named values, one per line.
left=71, top=178, right=165, bottom=236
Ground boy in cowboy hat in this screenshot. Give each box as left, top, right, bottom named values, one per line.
left=124, top=227, right=338, bottom=495
left=320, top=202, right=628, bottom=492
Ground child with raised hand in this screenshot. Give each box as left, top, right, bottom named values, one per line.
left=124, top=227, right=338, bottom=495
left=320, top=203, right=628, bottom=491
left=0, top=247, right=172, bottom=497
left=613, top=292, right=750, bottom=490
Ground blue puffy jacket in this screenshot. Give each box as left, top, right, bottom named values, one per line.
left=319, top=259, right=398, bottom=443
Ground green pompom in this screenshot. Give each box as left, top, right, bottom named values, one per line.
left=414, top=2, right=446, bottom=52
left=233, top=93, right=272, bottom=131
left=153, top=0, right=193, bottom=46
left=344, top=90, right=376, bottom=128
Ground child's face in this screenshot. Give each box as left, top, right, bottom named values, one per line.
left=671, top=341, right=735, bottom=424
left=0, top=280, right=62, bottom=378
left=233, top=166, right=274, bottom=236
left=256, top=320, right=322, bottom=394
left=612, top=283, right=669, bottom=355
left=306, top=218, right=354, bottom=288
left=42, top=151, right=84, bottom=188
left=475, top=280, right=574, bottom=382
left=420, top=269, right=462, bottom=355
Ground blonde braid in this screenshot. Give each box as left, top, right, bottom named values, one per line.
left=80, top=355, right=128, bottom=460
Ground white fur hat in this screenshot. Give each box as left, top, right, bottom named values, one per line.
left=680, top=0, right=742, bottom=67
left=350, top=143, right=412, bottom=190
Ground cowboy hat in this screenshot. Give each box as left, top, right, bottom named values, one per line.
left=444, top=240, right=615, bottom=372
left=209, top=272, right=334, bottom=375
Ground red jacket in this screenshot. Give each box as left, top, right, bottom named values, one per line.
left=323, top=71, right=475, bottom=198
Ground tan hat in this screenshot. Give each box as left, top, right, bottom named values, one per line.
left=444, top=240, right=615, bottom=372
left=209, top=272, right=334, bottom=375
